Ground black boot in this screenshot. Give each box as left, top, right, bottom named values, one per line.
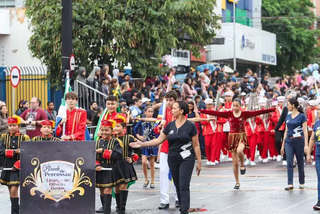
left=115, top=193, right=120, bottom=211
left=96, top=195, right=104, bottom=213
left=103, top=194, right=112, bottom=214
left=10, top=198, right=13, bottom=214
left=118, top=190, right=128, bottom=214
left=11, top=198, right=19, bottom=214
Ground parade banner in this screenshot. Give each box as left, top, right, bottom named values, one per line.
left=20, top=141, right=96, bottom=214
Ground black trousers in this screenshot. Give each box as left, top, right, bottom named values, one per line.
left=275, top=131, right=286, bottom=160
left=168, top=158, right=195, bottom=214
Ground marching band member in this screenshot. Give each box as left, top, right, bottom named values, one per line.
left=0, top=116, right=30, bottom=214
left=244, top=98, right=258, bottom=166
left=113, top=115, right=139, bottom=214
left=201, top=99, right=275, bottom=189
left=307, top=100, right=317, bottom=165
left=222, top=91, right=233, bottom=161
left=56, top=92, right=87, bottom=141
left=215, top=99, right=227, bottom=164
left=256, top=99, right=266, bottom=162
left=268, top=101, right=279, bottom=161
left=200, top=99, right=216, bottom=166
left=261, top=99, right=271, bottom=163
left=95, top=120, right=123, bottom=214
left=275, top=95, right=289, bottom=165
left=307, top=100, right=317, bottom=133
left=103, top=96, right=124, bottom=120
left=32, top=120, right=60, bottom=141
left=154, top=91, right=179, bottom=210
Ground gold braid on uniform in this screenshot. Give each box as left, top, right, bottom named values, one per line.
left=96, top=138, right=126, bottom=188
left=32, top=136, right=61, bottom=141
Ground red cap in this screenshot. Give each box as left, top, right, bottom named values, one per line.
left=8, top=117, right=18, bottom=124
left=101, top=120, right=116, bottom=128
left=41, top=120, right=54, bottom=128
left=113, top=115, right=126, bottom=124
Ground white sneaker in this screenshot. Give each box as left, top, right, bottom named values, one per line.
left=250, top=161, right=256, bottom=166
left=262, top=159, right=268, bottom=163
left=215, top=160, right=219, bottom=164
left=210, top=162, right=216, bottom=166
left=276, top=155, right=282, bottom=162
left=207, top=160, right=211, bottom=165
left=256, top=151, right=260, bottom=157
left=245, top=159, right=251, bottom=166
left=312, top=155, right=315, bottom=160
left=258, top=156, right=263, bottom=161
left=313, top=161, right=316, bottom=166
left=228, top=158, right=233, bottom=162
left=282, top=161, right=287, bottom=166
left=155, top=163, right=160, bottom=169
left=273, top=156, right=277, bottom=161
left=268, top=156, right=273, bottom=160
left=221, top=155, right=226, bottom=160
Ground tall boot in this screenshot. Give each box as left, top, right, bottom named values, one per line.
left=10, top=198, right=13, bottom=214
left=118, top=190, right=128, bottom=214
left=103, top=194, right=112, bottom=214
left=11, top=198, right=19, bottom=214
left=96, top=195, right=104, bottom=213
left=115, top=193, right=120, bottom=211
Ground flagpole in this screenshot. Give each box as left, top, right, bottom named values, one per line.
left=63, top=71, right=70, bottom=136
left=156, top=76, right=172, bottom=162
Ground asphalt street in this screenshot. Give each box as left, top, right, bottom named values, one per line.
left=0, top=160, right=318, bottom=214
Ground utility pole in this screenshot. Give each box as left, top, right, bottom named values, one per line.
left=61, top=0, right=72, bottom=88
left=233, top=0, right=238, bottom=71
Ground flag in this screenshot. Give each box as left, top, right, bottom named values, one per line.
left=94, top=106, right=122, bottom=140
left=94, top=108, right=108, bottom=140
left=54, top=79, right=72, bottom=136
left=154, top=78, right=171, bottom=127
left=154, top=99, right=166, bottom=128
left=55, top=78, right=91, bottom=140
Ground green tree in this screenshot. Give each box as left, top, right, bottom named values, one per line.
left=262, top=0, right=320, bottom=75
left=25, top=0, right=220, bottom=86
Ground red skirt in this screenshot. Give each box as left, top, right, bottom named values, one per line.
left=227, top=132, right=249, bottom=152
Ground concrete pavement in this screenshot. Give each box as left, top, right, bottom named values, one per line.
left=0, top=160, right=318, bottom=214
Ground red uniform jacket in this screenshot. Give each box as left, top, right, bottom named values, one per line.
left=103, top=111, right=126, bottom=120
left=307, top=107, right=317, bottom=128
left=255, top=116, right=265, bottom=133
left=269, top=111, right=278, bottom=135
left=155, top=106, right=174, bottom=154
left=276, top=106, right=285, bottom=131
left=245, top=118, right=256, bottom=137
left=216, top=117, right=227, bottom=133
left=200, top=108, right=215, bottom=136
left=224, top=101, right=232, bottom=110
left=56, top=108, right=87, bottom=141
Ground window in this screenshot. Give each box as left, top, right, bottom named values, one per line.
left=0, top=0, right=15, bottom=8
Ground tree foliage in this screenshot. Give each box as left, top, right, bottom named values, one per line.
left=25, top=0, right=220, bottom=86
left=262, top=0, right=320, bottom=75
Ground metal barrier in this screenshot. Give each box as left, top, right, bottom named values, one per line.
left=4, top=66, right=49, bottom=116
left=74, top=80, right=108, bottom=110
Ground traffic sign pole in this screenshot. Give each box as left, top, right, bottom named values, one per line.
left=10, top=66, right=21, bottom=115
left=12, top=87, right=15, bottom=116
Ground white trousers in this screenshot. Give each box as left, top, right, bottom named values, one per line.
left=159, top=152, right=178, bottom=204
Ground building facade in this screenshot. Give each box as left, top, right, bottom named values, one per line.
left=206, top=0, right=277, bottom=72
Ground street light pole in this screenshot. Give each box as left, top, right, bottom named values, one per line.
left=233, top=0, right=237, bottom=71
left=62, top=0, right=72, bottom=85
